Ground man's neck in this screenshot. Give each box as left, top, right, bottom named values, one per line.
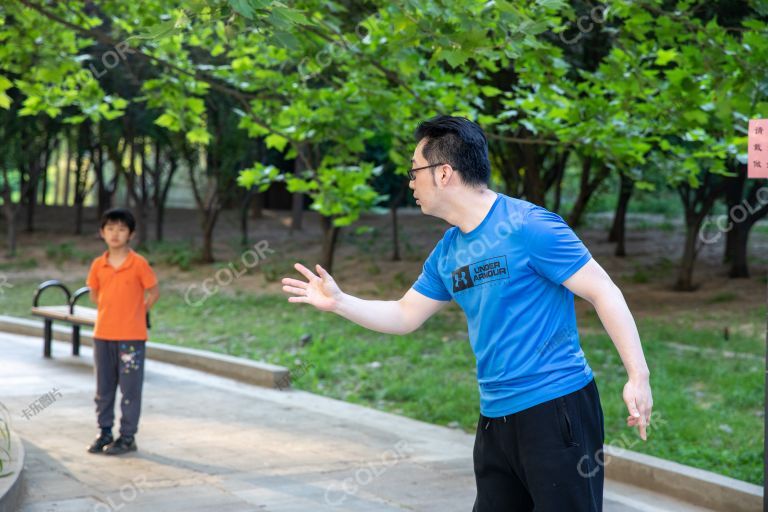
left=441, top=188, right=499, bottom=233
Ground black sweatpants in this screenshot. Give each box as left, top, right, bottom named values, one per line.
left=93, top=339, right=146, bottom=437
left=472, top=379, right=605, bottom=512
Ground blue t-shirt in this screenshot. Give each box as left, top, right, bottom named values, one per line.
left=413, top=193, right=594, bottom=417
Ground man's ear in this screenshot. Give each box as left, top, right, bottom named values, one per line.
left=438, top=164, right=454, bottom=188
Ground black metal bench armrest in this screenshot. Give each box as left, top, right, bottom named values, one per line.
left=70, top=286, right=91, bottom=314
left=33, top=280, right=71, bottom=307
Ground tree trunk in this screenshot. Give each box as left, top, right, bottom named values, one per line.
left=291, top=192, right=304, bottom=232
left=727, top=196, right=768, bottom=278
left=320, top=215, right=340, bottom=273
left=154, top=148, right=177, bottom=242
left=155, top=203, right=166, bottom=242
left=727, top=220, right=750, bottom=278
left=674, top=178, right=723, bottom=291
left=521, top=144, right=545, bottom=206
left=134, top=202, right=148, bottom=248
left=390, top=202, right=401, bottom=262
left=63, top=133, right=72, bottom=206
left=3, top=203, right=17, bottom=258
left=390, top=178, right=408, bottom=261
left=290, top=143, right=309, bottom=232
left=722, top=172, right=745, bottom=264
left=552, top=165, right=565, bottom=214
left=25, top=133, right=53, bottom=233
left=73, top=128, right=88, bottom=235
left=609, top=174, right=634, bottom=257
left=240, top=187, right=255, bottom=247
left=40, top=158, right=48, bottom=206
left=5, top=207, right=17, bottom=258
left=201, top=209, right=220, bottom=263
left=251, top=191, right=264, bottom=219
left=25, top=174, right=37, bottom=233
left=568, top=157, right=610, bottom=227
left=75, top=201, right=84, bottom=235
left=94, top=144, right=114, bottom=219
left=675, top=223, right=701, bottom=291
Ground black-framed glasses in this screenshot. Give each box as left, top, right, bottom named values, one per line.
left=408, top=162, right=446, bottom=181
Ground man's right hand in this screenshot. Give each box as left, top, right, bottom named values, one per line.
left=281, top=263, right=343, bottom=312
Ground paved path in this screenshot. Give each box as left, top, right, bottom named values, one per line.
left=1, top=332, right=712, bottom=511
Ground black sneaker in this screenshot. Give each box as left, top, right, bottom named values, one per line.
left=87, top=432, right=113, bottom=453
left=104, top=436, right=137, bottom=455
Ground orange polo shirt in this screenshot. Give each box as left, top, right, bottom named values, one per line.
left=86, top=249, right=157, bottom=341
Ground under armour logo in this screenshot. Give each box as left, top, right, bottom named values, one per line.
left=452, top=265, right=474, bottom=292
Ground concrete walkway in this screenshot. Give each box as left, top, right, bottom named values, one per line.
left=1, top=332, right=713, bottom=512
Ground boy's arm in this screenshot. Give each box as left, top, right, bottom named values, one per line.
left=282, top=263, right=449, bottom=335
left=89, top=289, right=99, bottom=306
left=144, top=285, right=160, bottom=310
left=563, top=257, right=653, bottom=440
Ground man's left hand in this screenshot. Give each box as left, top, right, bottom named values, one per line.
left=623, top=377, right=653, bottom=440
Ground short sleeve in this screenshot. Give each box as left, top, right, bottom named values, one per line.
left=139, top=259, right=158, bottom=289
left=86, top=259, right=100, bottom=291
left=524, top=208, right=592, bottom=285
left=412, top=240, right=452, bottom=302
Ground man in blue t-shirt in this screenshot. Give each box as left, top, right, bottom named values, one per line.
left=282, top=115, right=653, bottom=511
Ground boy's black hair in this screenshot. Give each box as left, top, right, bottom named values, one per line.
left=414, top=115, right=491, bottom=187
left=100, top=208, right=136, bottom=233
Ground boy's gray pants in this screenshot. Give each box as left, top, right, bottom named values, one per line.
left=93, top=339, right=146, bottom=437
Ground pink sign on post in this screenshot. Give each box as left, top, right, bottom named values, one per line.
left=748, top=119, right=768, bottom=178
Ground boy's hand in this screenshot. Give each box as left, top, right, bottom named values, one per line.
left=144, top=285, right=160, bottom=310
left=282, top=263, right=343, bottom=312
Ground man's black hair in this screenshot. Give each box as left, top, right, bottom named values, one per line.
left=100, top=207, right=136, bottom=233
left=414, top=115, right=491, bottom=187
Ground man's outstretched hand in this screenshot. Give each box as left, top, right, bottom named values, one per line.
left=281, top=263, right=343, bottom=312
left=623, top=377, right=653, bottom=441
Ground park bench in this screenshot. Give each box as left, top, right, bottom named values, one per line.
left=30, top=280, right=94, bottom=358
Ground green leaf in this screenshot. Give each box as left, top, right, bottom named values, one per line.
left=0, top=75, right=12, bottom=92
left=441, top=49, right=472, bottom=68
left=271, top=6, right=308, bottom=25
left=230, top=0, right=255, bottom=19
left=187, top=127, right=211, bottom=144
left=480, top=86, right=503, bottom=97
left=655, top=49, right=678, bottom=66
left=127, top=21, right=180, bottom=42
left=265, top=133, right=288, bottom=152
left=64, top=114, right=86, bottom=124
left=155, top=113, right=179, bottom=130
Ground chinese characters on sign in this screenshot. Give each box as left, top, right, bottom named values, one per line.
left=21, top=387, right=63, bottom=420
left=748, top=119, right=768, bottom=178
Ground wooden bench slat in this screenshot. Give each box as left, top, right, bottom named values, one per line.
left=30, top=306, right=72, bottom=321
left=31, top=305, right=97, bottom=326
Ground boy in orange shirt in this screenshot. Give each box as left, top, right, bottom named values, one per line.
left=86, top=208, right=159, bottom=455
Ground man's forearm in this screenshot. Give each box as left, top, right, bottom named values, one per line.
left=591, top=284, right=650, bottom=380
left=334, top=294, right=413, bottom=335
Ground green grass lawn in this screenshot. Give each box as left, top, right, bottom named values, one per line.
left=2, top=278, right=763, bottom=485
